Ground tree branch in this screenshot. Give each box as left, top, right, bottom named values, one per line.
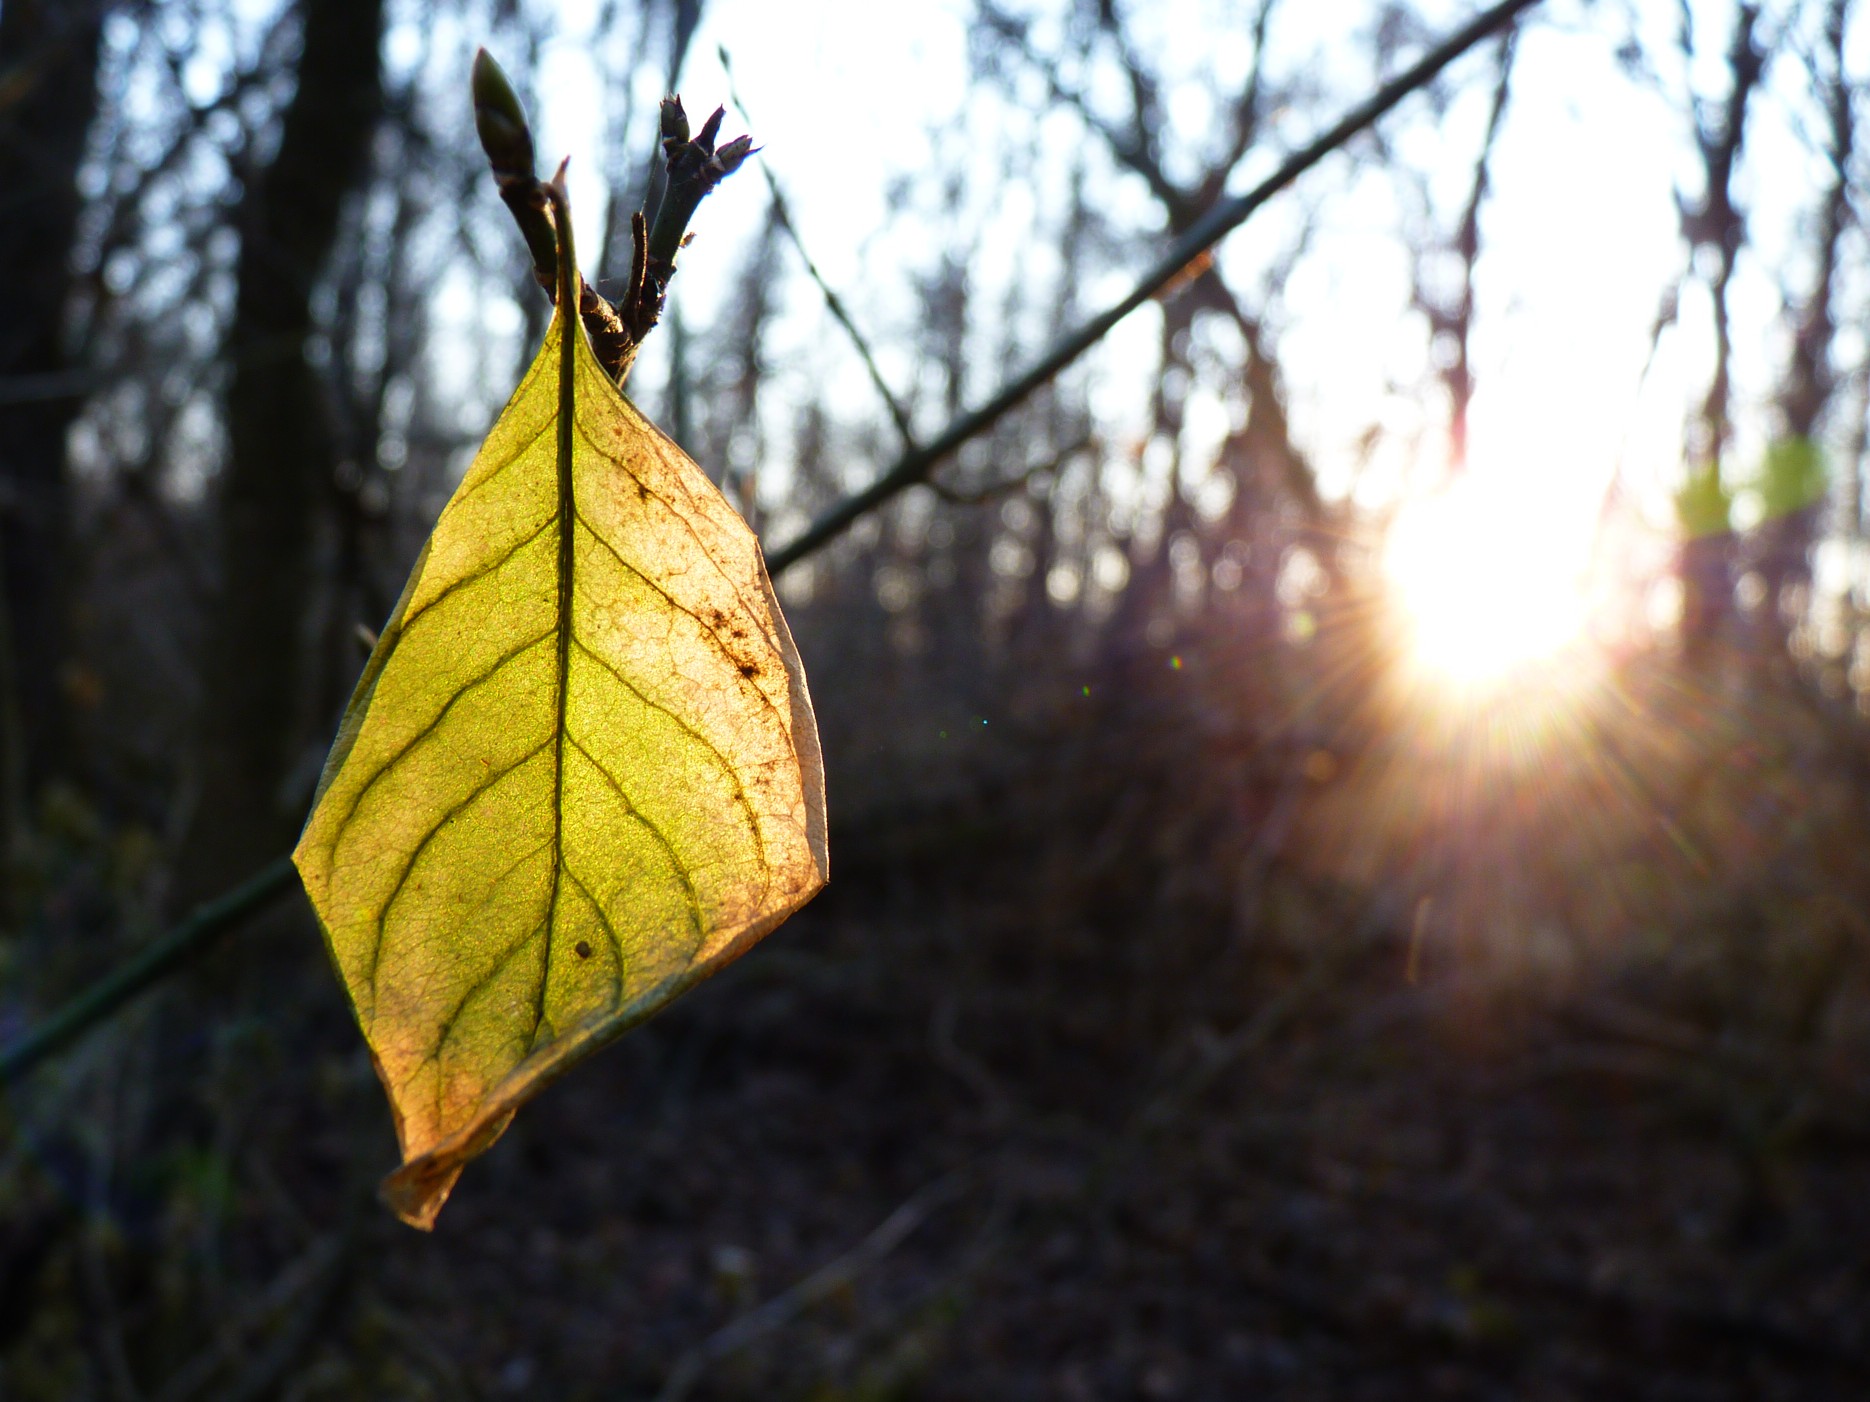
left=0, top=857, right=296, bottom=1085
left=718, top=44, right=919, bottom=449
left=767, top=0, right=1542, bottom=573
left=0, top=0, right=1545, bottom=1082
left=471, top=50, right=752, bottom=386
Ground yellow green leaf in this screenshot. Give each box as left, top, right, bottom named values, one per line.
left=293, top=251, right=827, bottom=1230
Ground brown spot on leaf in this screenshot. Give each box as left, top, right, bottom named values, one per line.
left=574, top=940, right=592, bottom=959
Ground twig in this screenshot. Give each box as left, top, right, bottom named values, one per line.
left=472, top=50, right=751, bottom=386
left=653, top=1168, right=974, bottom=1402
left=765, top=0, right=1541, bottom=573
left=927, top=434, right=1092, bottom=507
left=0, top=857, right=297, bottom=1085
left=78, top=1214, right=145, bottom=1402
left=150, top=1231, right=348, bottom=1402
left=0, top=2, right=1539, bottom=1083
left=1126, top=891, right=1400, bottom=1146
left=930, top=993, right=1012, bottom=1127
left=717, top=45, right=919, bottom=449
left=218, top=1216, right=359, bottom=1402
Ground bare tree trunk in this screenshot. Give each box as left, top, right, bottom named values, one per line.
left=1754, top=0, right=1854, bottom=654
left=185, top=0, right=385, bottom=896
left=1414, top=29, right=1515, bottom=471
left=1676, top=1, right=1764, bottom=659
left=0, top=0, right=107, bottom=820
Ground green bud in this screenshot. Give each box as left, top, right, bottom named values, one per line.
left=660, top=95, right=689, bottom=146
left=472, top=49, right=535, bottom=179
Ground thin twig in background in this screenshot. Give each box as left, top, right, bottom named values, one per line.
left=926, top=434, right=1094, bottom=507
left=653, top=1167, right=976, bottom=1402
left=717, top=44, right=920, bottom=451
left=0, top=857, right=296, bottom=1085
left=150, top=1231, right=349, bottom=1402
left=764, top=0, right=1540, bottom=572
left=0, top=0, right=1540, bottom=1086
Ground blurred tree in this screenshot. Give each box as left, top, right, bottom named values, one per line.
left=1407, top=29, right=1515, bottom=473
left=973, top=0, right=1320, bottom=653
left=184, top=0, right=386, bottom=895
left=1672, top=0, right=1765, bottom=657
left=0, top=0, right=108, bottom=842
left=1752, top=0, right=1856, bottom=652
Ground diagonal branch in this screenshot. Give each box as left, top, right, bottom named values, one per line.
left=0, top=0, right=1545, bottom=1085
left=768, top=0, right=1542, bottom=573
left=717, top=44, right=919, bottom=450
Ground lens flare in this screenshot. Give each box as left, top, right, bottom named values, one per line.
left=1383, top=474, right=1594, bottom=693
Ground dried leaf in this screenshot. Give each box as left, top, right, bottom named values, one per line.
left=294, top=269, right=826, bottom=1229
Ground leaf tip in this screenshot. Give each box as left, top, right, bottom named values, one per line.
left=380, top=1102, right=521, bottom=1230
left=381, top=1161, right=462, bottom=1232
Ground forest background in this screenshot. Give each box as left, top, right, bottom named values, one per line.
left=3, top=0, right=1870, bottom=1396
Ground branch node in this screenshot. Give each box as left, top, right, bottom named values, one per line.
left=476, top=56, right=749, bottom=384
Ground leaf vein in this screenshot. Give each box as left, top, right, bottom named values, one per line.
left=560, top=866, right=625, bottom=1008
left=574, top=422, right=788, bottom=658
left=405, top=835, right=556, bottom=1086
left=326, top=628, right=556, bottom=858
left=366, top=734, right=555, bottom=999
left=568, top=633, right=770, bottom=898
left=452, top=417, right=554, bottom=512
left=398, top=512, right=556, bottom=633
left=426, top=920, right=548, bottom=1131
left=566, top=732, right=704, bottom=942
left=572, top=509, right=790, bottom=736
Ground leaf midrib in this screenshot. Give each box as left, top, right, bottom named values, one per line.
left=539, top=252, right=580, bottom=1048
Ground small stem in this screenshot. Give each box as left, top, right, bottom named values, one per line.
left=628, top=97, right=754, bottom=341
left=473, top=51, right=751, bottom=384
left=472, top=49, right=557, bottom=295
left=0, top=857, right=298, bottom=1085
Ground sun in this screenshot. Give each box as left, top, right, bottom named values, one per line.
left=1383, top=472, right=1593, bottom=693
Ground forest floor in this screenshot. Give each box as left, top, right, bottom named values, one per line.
left=7, top=661, right=1870, bottom=1400
left=318, top=837, right=1870, bottom=1402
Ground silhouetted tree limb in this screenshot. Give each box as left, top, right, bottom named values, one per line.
left=0, top=0, right=1544, bottom=1083
left=0, top=0, right=108, bottom=867
left=770, top=0, right=1542, bottom=572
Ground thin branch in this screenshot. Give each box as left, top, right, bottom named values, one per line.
left=0, top=857, right=296, bottom=1085
left=717, top=44, right=919, bottom=449
left=150, top=1230, right=350, bottom=1402
left=927, top=434, right=1093, bottom=506
left=767, top=0, right=1542, bottom=573
left=653, top=1168, right=975, bottom=1402
left=0, top=0, right=1542, bottom=1083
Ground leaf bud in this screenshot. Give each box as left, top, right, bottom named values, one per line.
left=472, top=49, right=535, bottom=180
left=660, top=95, right=690, bottom=148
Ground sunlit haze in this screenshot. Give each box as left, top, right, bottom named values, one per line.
left=379, top=0, right=1865, bottom=717
left=1383, top=470, right=1596, bottom=693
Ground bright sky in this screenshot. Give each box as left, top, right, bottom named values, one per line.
left=469, top=0, right=1843, bottom=477
left=390, top=0, right=1863, bottom=683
